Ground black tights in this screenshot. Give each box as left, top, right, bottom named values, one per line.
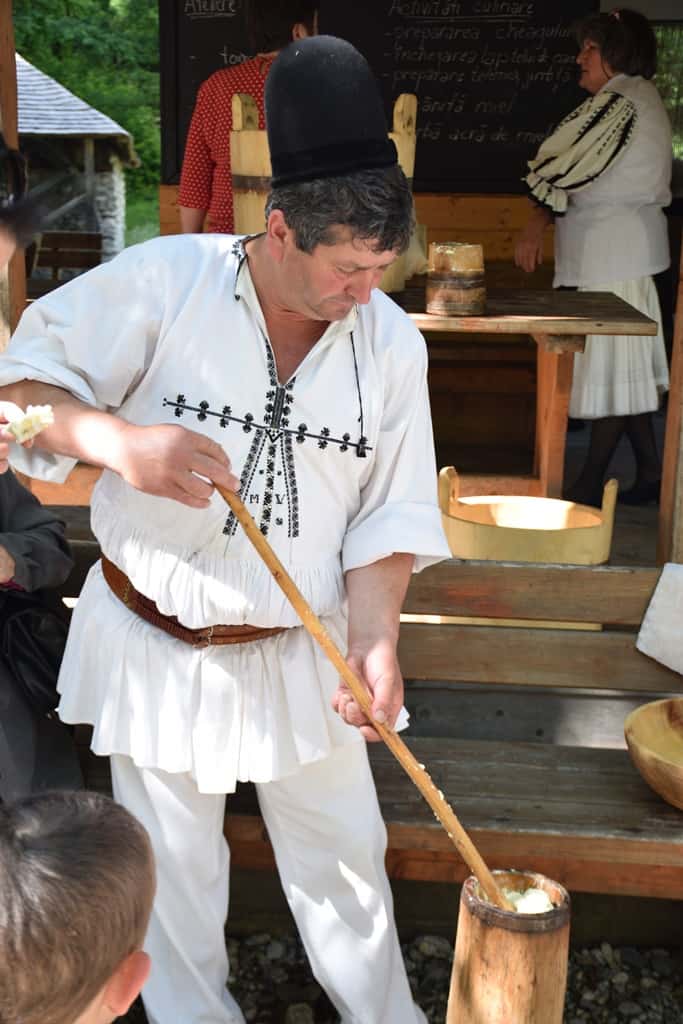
left=565, top=412, right=661, bottom=505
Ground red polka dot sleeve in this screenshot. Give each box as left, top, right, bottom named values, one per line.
left=178, top=57, right=269, bottom=234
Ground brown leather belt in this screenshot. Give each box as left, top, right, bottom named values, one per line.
left=101, top=556, right=287, bottom=648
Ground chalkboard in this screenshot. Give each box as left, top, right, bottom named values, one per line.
left=160, top=0, right=598, bottom=192
left=160, top=0, right=252, bottom=184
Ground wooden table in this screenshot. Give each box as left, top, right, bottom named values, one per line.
left=402, top=284, right=657, bottom=497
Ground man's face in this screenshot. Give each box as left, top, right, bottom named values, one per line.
left=280, top=226, right=399, bottom=322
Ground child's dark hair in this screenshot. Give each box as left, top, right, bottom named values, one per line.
left=574, top=9, right=657, bottom=80
left=0, top=790, right=155, bottom=1024
left=246, top=0, right=317, bottom=52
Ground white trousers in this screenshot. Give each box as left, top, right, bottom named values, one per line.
left=111, top=745, right=426, bottom=1024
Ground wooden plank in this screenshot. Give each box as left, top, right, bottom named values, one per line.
left=533, top=344, right=574, bottom=497
left=427, top=335, right=536, bottom=359
left=423, top=228, right=554, bottom=264
left=36, top=251, right=101, bottom=271
left=428, top=362, right=535, bottom=394
left=658, top=240, right=683, bottom=563
left=223, top=818, right=683, bottom=898
left=29, top=464, right=101, bottom=505
left=414, top=194, right=545, bottom=232
left=159, top=183, right=181, bottom=236
left=402, top=562, right=661, bottom=626
left=408, top=288, right=658, bottom=337
left=454, top=474, right=543, bottom=497
left=0, top=4, right=25, bottom=338
left=404, top=682, right=649, bottom=749
left=39, top=231, right=102, bottom=250
left=223, top=739, right=683, bottom=897
left=398, top=622, right=682, bottom=693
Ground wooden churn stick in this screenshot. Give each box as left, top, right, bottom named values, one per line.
left=216, top=483, right=514, bottom=912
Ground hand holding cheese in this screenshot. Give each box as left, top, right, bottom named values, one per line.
left=0, top=402, right=54, bottom=473
left=3, top=403, right=54, bottom=442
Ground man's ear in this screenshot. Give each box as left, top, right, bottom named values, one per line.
left=103, top=951, right=151, bottom=1016
left=265, top=209, right=292, bottom=263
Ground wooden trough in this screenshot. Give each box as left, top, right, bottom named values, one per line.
left=438, top=467, right=617, bottom=565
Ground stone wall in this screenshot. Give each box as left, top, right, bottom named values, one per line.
left=94, top=157, right=126, bottom=259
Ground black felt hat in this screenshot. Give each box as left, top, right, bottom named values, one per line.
left=266, top=35, right=397, bottom=188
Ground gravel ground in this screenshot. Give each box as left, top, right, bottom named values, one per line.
left=121, top=934, right=683, bottom=1023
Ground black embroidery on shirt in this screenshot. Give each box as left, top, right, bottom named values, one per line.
left=168, top=260, right=371, bottom=538
left=162, top=398, right=372, bottom=455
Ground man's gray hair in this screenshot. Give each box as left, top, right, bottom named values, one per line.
left=265, top=164, right=414, bottom=254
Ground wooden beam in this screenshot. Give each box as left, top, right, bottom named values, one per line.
left=533, top=342, right=575, bottom=497
left=397, top=621, right=682, bottom=693
left=401, top=561, right=661, bottom=626
left=0, top=0, right=25, bottom=340
left=658, top=241, right=683, bottom=563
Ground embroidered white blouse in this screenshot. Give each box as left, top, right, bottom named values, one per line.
left=552, top=74, right=672, bottom=287
left=1, top=234, right=450, bottom=792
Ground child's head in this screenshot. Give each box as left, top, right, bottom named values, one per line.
left=0, top=790, right=156, bottom=1024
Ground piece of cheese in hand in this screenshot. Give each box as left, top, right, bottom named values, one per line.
left=5, top=404, right=54, bottom=443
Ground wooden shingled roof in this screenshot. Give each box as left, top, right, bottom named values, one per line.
left=16, top=54, right=138, bottom=166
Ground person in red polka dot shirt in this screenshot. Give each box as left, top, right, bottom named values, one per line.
left=178, top=0, right=318, bottom=234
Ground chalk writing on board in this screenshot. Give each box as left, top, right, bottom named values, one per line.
left=321, top=0, right=594, bottom=190
left=161, top=0, right=596, bottom=190
left=183, top=0, right=240, bottom=17
left=219, top=45, right=250, bottom=65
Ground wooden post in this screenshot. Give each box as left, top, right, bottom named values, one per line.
left=0, top=0, right=25, bottom=345
left=658, top=243, right=683, bottom=563
left=447, top=871, right=571, bottom=1024
left=230, top=93, right=270, bottom=236
left=532, top=341, right=575, bottom=497
left=380, top=94, right=418, bottom=295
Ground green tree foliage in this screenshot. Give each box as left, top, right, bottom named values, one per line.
left=654, top=25, right=683, bottom=160
left=13, top=0, right=160, bottom=195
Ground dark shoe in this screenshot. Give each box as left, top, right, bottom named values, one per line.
left=618, top=480, right=661, bottom=506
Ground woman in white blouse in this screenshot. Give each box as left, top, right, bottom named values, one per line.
left=515, top=9, right=672, bottom=507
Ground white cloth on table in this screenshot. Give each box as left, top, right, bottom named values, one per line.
left=568, top=276, right=669, bottom=419
left=636, top=563, right=683, bottom=677
left=0, top=233, right=450, bottom=793
left=553, top=74, right=672, bottom=289
left=111, top=746, right=428, bottom=1024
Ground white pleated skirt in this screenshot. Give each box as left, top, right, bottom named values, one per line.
left=569, top=276, right=669, bottom=419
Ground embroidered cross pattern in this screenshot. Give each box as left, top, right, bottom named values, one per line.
left=163, top=395, right=371, bottom=457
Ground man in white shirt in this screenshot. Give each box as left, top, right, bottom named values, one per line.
left=0, top=35, right=448, bottom=1024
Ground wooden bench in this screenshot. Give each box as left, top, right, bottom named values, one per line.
left=26, top=231, right=103, bottom=301
left=56, top=540, right=683, bottom=901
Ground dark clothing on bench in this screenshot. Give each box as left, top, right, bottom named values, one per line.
left=0, top=470, right=81, bottom=801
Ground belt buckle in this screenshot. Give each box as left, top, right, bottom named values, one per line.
left=193, top=624, right=214, bottom=649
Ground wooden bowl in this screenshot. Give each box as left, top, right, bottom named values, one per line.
left=624, top=699, right=683, bottom=811
left=438, top=468, right=618, bottom=565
